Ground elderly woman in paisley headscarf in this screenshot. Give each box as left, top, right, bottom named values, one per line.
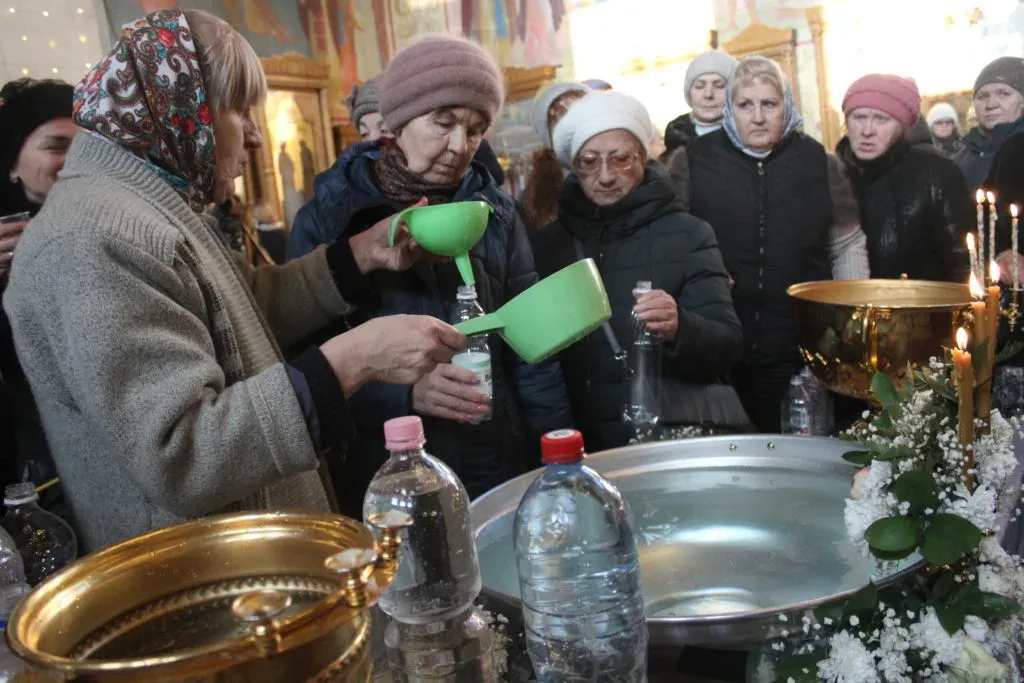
left=2, top=9, right=465, bottom=552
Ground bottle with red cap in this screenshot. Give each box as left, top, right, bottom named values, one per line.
left=513, top=429, right=648, bottom=682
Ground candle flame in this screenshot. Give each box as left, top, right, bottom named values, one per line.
left=991, top=261, right=1002, bottom=283
left=957, top=327, right=968, bottom=351
left=967, top=232, right=976, bottom=251
left=970, top=271, right=985, bottom=298
left=987, top=191, right=997, bottom=205
left=977, top=189, right=986, bottom=204
left=1013, top=204, right=1020, bottom=219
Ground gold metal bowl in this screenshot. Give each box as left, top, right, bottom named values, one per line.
left=788, top=279, right=972, bottom=399
left=6, top=510, right=407, bottom=682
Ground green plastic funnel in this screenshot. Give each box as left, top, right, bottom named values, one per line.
left=454, top=259, right=612, bottom=364
left=389, top=200, right=492, bottom=286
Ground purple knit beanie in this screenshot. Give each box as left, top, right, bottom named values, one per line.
left=842, top=74, right=921, bottom=129
left=380, top=35, right=505, bottom=132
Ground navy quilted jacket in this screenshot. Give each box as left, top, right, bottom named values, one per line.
left=288, top=141, right=572, bottom=505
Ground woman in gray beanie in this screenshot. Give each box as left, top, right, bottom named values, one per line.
left=346, top=76, right=386, bottom=141
left=661, top=49, right=737, bottom=209
left=289, top=35, right=572, bottom=514
left=521, top=80, right=589, bottom=230
left=532, top=90, right=745, bottom=451
left=955, top=56, right=1024, bottom=189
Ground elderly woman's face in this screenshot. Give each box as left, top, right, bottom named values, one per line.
left=397, top=107, right=487, bottom=184
left=10, top=118, right=80, bottom=204
left=847, top=108, right=905, bottom=161
left=975, top=83, right=1024, bottom=133
left=358, top=112, right=389, bottom=141
left=732, top=80, right=785, bottom=154
left=547, top=91, right=584, bottom=140
left=212, top=108, right=262, bottom=204
left=690, top=74, right=728, bottom=124
left=575, top=129, right=645, bottom=206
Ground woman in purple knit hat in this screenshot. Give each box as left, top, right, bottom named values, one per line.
left=837, top=73, right=972, bottom=282
left=289, top=35, right=572, bottom=515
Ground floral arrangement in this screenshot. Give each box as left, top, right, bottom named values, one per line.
left=763, top=360, right=1024, bottom=683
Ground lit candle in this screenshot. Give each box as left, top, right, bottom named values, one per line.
left=1012, top=204, right=1020, bottom=291
left=953, top=328, right=976, bottom=489
left=988, top=191, right=998, bottom=284
left=970, top=271, right=987, bottom=351
left=977, top=189, right=987, bottom=279
left=977, top=261, right=1002, bottom=433
left=967, top=232, right=978, bottom=286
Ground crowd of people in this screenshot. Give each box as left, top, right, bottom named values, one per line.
left=0, top=5, right=1022, bottom=553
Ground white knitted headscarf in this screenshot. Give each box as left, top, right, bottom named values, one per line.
left=552, top=91, right=655, bottom=168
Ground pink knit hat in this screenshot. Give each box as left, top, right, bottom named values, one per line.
left=380, top=35, right=505, bottom=132
left=842, top=74, right=921, bottom=128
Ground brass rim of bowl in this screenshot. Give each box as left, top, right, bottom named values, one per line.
left=7, top=511, right=372, bottom=674
left=787, top=279, right=973, bottom=309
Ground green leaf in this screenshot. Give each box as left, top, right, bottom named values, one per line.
left=936, top=601, right=968, bottom=634
left=874, top=410, right=895, bottom=434
left=931, top=571, right=957, bottom=602
left=921, top=514, right=984, bottom=566
left=865, top=516, right=921, bottom=553
left=813, top=601, right=845, bottom=626
left=775, top=652, right=825, bottom=683
left=872, top=372, right=902, bottom=418
left=996, top=340, right=1024, bottom=365
left=870, top=546, right=917, bottom=561
left=843, top=450, right=873, bottom=466
left=844, top=581, right=878, bottom=615
left=875, top=445, right=919, bottom=462
left=890, top=470, right=940, bottom=516
left=962, top=591, right=1024, bottom=621
left=972, top=339, right=990, bottom=374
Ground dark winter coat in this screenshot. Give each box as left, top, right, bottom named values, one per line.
left=954, top=116, right=1024, bottom=190
left=984, top=131, right=1024, bottom=367
left=287, top=141, right=573, bottom=504
left=837, top=137, right=972, bottom=282
left=687, top=130, right=833, bottom=367
left=532, top=163, right=743, bottom=451
left=663, top=113, right=698, bottom=157
left=659, top=113, right=700, bottom=212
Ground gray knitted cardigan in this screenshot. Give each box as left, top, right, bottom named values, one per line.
left=3, top=133, right=351, bottom=552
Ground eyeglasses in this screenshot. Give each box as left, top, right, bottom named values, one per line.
left=574, top=151, right=641, bottom=176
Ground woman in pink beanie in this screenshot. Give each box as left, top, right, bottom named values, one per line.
left=287, top=35, right=572, bottom=517
left=838, top=73, right=972, bottom=282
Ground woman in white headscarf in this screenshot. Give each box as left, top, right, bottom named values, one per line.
left=683, top=57, right=869, bottom=433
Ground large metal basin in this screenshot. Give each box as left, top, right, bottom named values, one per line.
left=471, top=435, right=920, bottom=648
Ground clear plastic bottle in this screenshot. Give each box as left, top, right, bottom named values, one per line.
left=800, top=367, right=832, bottom=436
left=363, top=416, right=482, bottom=624
left=1, top=483, right=76, bottom=586
left=622, top=281, right=661, bottom=427
left=785, top=374, right=812, bottom=436
left=514, top=430, right=648, bottom=683
left=0, top=526, right=30, bottom=681
left=384, top=605, right=495, bottom=682
left=450, top=285, right=493, bottom=424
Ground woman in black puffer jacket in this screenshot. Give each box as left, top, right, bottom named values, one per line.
left=838, top=74, right=972, bottom=282
left=532, top=91, right=744, bottom=451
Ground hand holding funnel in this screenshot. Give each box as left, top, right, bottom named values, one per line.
left=389, top=200, right=492, bottom=286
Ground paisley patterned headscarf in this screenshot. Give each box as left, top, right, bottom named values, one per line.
left=73, top=9, right=216, bottom=204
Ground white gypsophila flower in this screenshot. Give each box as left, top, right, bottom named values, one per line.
left=817, top=631, right=879, bottom=683
left=978, top=565, right=1010, bottom=597
left=911, top=608, right=965, bottom=667
left=978, top=537, right=1024, bottom=601
left=845, top=461, right=895, bottom=553
left=877, top=623, right=913, bottom=683
left=939, top=485, right=997, bottom=533
left=974, top=412, right=1019, bottom=490
left=963, top=616, right=990, bottom=645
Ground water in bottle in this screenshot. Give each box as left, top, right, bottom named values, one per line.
left=622, top=280, right=661, bottom=427
left=363, top=416, right=482, bottom=624
left=451, top=285, right=493, bottom=424
left=800, top=367, right=833, bottom=436
left=1, top=483, right=77, bottom=586
left=514, top=430, right=648, bottom=683
left=0, top=526, right=30, bottom=681
left=785, top=374, right=812, bottom=436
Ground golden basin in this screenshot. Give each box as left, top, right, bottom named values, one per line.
left=6, top=510, right=408, bottom=682
left=788, top=279, right=972, bottom=400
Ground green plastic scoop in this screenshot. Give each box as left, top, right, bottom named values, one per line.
left=389, top=200, right=492, bottom=286
left=454, top=259, right=612, bottom=364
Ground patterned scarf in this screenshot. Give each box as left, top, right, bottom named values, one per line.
left=722, top=56, right=804, bottom=160
left=73, top=9, right=216, bottom=205
left=372, top=138, right=462, bottom=206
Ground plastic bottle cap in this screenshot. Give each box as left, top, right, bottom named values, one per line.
left=384, top=416, right=426, bottom=451
left=540, top=429, right=585, bottom=464
left=456, top=285, right=478, bottom=301
left=4, top=483, right=37, bottom=506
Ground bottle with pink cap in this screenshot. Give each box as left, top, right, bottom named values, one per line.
left=363, top=415, right=482, bottom=623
